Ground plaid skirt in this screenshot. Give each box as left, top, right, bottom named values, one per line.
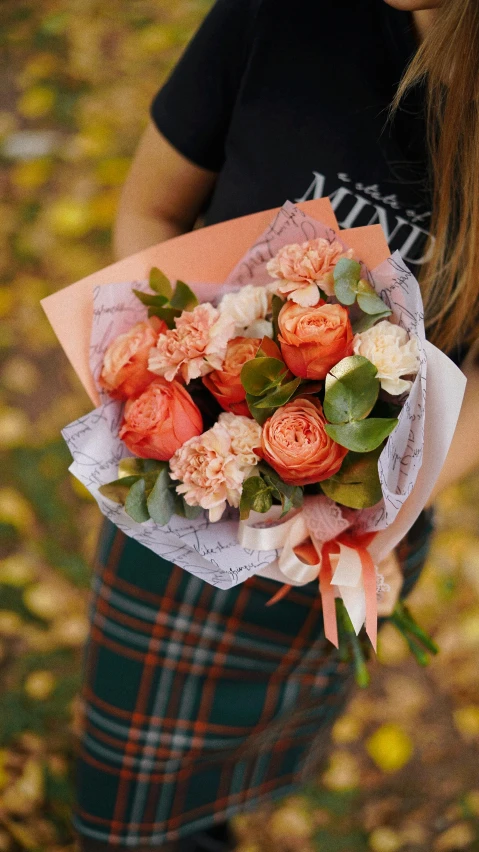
left=74, top=512, right=433, bottom=847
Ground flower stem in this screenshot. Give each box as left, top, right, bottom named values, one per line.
left=336, top=600, right=370, bottom=688
left=390, top=601, right=439, bottom=665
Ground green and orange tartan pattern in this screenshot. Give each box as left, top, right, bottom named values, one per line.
left=74, top=512, right=433, bottom=847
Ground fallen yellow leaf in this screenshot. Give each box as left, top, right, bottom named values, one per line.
left=46, top=199, right=92, bottom=239
left=0, top=554, right=37, bottom=587
left=434, top=823, right=475, bottom=850
left=0, top=612, right=23, bottom=636
left=0, top=488, right=34, bottom=530
left=268, top=800, right=312, bottom=840
left=453, top=705, right=479, bottom=741
left=366, top=724, right=413, bottom=773
left=11, top=159, right=52, bottom=190
left=17, top=86, right=55, bottom=119
left=369, top=826, right=403, bottom=852
left=23, top=582, right=73, bottom=621
left=0, top=409, right=31, bottom=449
left=1, top=758, right=44, bottom=814
left=332, top=714, right=362, bottom=744
left=24, top=670, right=56, bottom=701
left=322, top=750, right=361, bottom=791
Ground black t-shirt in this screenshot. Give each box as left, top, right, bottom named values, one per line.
left=151, top=0, right=432, bottom=274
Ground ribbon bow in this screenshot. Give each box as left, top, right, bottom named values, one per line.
left=238, top=496, right=379, bottom=650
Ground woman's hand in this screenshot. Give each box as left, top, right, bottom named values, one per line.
left=376, top=550, right=403, bottom=616
left=113, top=121, right=217, bottom=260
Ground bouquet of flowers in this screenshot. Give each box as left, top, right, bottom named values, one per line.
left=43, top=200, right=466, bottom=664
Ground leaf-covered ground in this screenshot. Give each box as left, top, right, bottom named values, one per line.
left=0, top=3, right=478, bottom=850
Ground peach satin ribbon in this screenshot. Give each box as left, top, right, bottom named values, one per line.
left=238, top=508, right=378, bottom=650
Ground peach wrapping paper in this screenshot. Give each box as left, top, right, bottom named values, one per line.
left=44, top=200, right=467, bottom=591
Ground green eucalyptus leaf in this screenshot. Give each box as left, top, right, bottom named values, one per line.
left=334, top=277, right=357, bottom=306
left=133, top=288, right=168, bottom=308
left=324, top=355, right=379, bottom=424
left=245, top=394, right=273, bottom=425
left=352, top=309, right=392, bottom=333
left=149, top=267, right=173, bottom=299
left=254, top=377, right=301, bottom=409
left=118, top=458, right=165, bottom=478
left=239, top=477, right=273, bottom=520
left=147, top=305, right=182, bottom=328
left=181, top=500, right=203, bottom=520
left=260, top=464, right=303, bottom=515
left=170, top=279, right=199, bottom=311
left=325, top=418, right=398, bottom=452
left=320, top=448, right=382, bottom=509
left=320, top=478, right=382, bottom=510
left=295, top=381, right=323, bottom=397
left=333, top=258, right=362, bottom=283
left=332, top=447, right=382, bottom=483
left=241, top=357, right=287, bottom=396
left=357, top=289, right=391, bottom=316
left=99, top=475, right=142, bottom=504
left=146, top=467, right=176, bottom=525
left=271, top=294, right=284, bottom=342
left=125, top=478, right=150, bottom=522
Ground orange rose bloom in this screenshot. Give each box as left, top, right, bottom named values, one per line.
left=202, top=335, right=282, bottom=417
left=278, top=301, right=353, bottom=380
left=100, top=316, right=167, bottom=400
left=119, top=378, right=203, bottom=461
left=258, top=397, right=347, bottom=486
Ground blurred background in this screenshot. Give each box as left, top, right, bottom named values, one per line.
left=1, top=2, right=479, bottom=851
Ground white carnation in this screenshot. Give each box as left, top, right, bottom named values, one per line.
left=219, top=285, right=270, bottom=332
left=217, top=412, right=262, bottom=469
left=243, top=319, right=274, bottom=339
left=352, top=320, right=420, bottom=396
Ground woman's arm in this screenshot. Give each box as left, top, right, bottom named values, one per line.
left=113, top=122, right=218, bottom=260
left=427, top=357, right=479, bottom=504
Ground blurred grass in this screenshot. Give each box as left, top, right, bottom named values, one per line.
left=0, top=2, right=479, bottom=851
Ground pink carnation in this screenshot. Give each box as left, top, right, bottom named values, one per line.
left=148, top=303, right=236, bottom=384
left=267, top=238, right=355, bottom=306
left=169, top=423, right=245, bottom=522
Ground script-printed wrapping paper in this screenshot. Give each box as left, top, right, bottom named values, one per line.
left=62, top=202, right=466, bottom=592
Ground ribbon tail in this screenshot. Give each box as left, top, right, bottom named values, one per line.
left=319, top=546, right=338, bottom=649
left=266, top=584, right=292, bottom=607
left=359, top=548, right=378, bottom=651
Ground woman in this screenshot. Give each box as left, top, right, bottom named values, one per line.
left=76, top=1, right=479, bottom=849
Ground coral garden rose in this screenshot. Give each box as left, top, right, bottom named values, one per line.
left=148, top=303, right=236, bottom=384
left=119, top=378, right=203, bottom=461
left=202, top=336, right=280, bottom=417
left=267, top=238, right=355, bottom=306
left=278, top=301, right=353, bottom=380
left=353, top=320, right=420, bottom=395
left=100, top=317, right=166, bottom=400
left=202, top=336, right=261, bottom=417
left=258, top=397, right=348, bottom=486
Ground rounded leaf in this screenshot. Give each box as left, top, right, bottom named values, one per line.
left=124, top=478, right=150, bottom=522
left=324, top=417, right=398, bottom=452
left=241, top=357, right=287, bottom=396
left=321, top=449, right=382, bottom=509
left=147, top=469, right=175, bottom=525
left=149, top=267, right=173, bottom=299
left=333, top=257, right=362, bottom=282
left=334, top=277, right=357, bottom=306
left=324, top=355, right=379, bottom=424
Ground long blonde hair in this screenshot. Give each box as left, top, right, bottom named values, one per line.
left=393, top=0, right=479, bottom=353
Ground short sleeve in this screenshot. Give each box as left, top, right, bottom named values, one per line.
left=150, top=0, right=257, bottom=172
